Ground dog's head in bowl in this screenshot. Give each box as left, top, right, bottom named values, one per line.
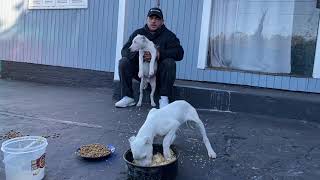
left=129, top=135, right=153, bottom=166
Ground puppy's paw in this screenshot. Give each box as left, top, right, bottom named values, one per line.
left=138, top=71, right=143, bottom=78
left=136, top=102, right=142, bottom=107
left=149, top=70, right=154, bottom=77
left=164, top=152, right=172, bottom=160
left=151, top=101, right=156, bottom=107
left=208, top=150, right=217, bottom=159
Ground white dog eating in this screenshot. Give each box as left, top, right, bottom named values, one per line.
left=129, top=34, right=158, bottom=107
left=129, top=100, right=217, bottom=166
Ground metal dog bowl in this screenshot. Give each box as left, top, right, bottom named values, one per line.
left=123, top=144, right=179, bottom=180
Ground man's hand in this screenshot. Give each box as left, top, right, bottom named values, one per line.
left=143, top=50, right=160, bottom=62
left=143, top=51, right=152, bottom=62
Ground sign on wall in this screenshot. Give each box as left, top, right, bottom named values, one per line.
left=28, top=0, right=88, bottom=9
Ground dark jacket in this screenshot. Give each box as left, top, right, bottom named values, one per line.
left=121, top=24, right=184, bottom=62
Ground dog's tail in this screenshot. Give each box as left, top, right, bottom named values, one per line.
left=185, top=120, right=196, bottom=130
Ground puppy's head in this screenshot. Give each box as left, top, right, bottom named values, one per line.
left=129, top=135, right=153, bottom=166
left=129, top=34, right=147, bottom=52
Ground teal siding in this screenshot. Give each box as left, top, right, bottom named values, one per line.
left=0, top=0, right=119, bottom=72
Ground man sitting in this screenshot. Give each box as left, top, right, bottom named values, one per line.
left=115, top=7, right=184, bottom=108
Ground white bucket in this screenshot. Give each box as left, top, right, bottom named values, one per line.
left=1, top=136, right=48, bottom=180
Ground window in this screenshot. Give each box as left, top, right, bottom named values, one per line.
left=200, top=0, right=320, bottom=78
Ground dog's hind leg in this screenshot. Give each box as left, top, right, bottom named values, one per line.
left=137, top=78, right=144, bottom=106
left=149, top=49, right=157, bottom=77
left=197, top=119, right=217, bottom=158
left=188, top=108, right=217, bottom=158
left=138, top=50, right=144, bottom=78
left=150, top=76, right=156, bottom=107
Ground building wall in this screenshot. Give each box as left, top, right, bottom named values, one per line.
left=125, top=0, right=320, bottom=93
left=0, top=0, right=319, bottom=93
left=0, top=0, right=118, bottom=72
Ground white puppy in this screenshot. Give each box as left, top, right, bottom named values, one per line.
left=129, top=34, right=158, bottom=107
left=129, top=100, right=217, bottom=166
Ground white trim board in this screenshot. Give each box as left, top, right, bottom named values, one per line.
left=114, top=0, right=127, bottom=80
left=313, top=17, right=320, bottom=79
left=197, top=0, right=212, bottom=69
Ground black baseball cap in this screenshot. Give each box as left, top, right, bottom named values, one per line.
left=147, top=7, right=163, bottom=19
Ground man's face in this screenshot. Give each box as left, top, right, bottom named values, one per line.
left=147, top=15, right=163, bottom=32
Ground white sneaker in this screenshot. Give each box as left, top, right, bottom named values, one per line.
left=159, top=96, right=169, bottom=109
left=115, top=96, right=136, bottom=107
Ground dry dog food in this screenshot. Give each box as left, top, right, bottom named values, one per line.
left=79, top=144, right=111, bottom=158
left=133, top=149, right=176, bottom=166
left=0, top=130, right=24, bottom=140
left=151, top=149, right=176, bottom=166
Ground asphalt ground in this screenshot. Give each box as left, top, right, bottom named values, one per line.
left=0, top=80, right=319, bottom=180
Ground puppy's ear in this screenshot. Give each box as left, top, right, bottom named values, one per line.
left=129, top=136, right=136, bottom=143
left=143, top=136, right=152, bottom=145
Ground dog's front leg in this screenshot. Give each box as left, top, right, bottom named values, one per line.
left=163, top=129, right=177, bottom=160
left=137, top=78, right=144, bottom=106
left=138, top=50, right=144, bottom=78
left=150, top=76, right=156, bottom=107
left=149, top=50, right=156, bottom=77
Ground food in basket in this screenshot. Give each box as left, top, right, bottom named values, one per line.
left=151, top=149, right=176, bottom=166
left=133, top=148, right=176, bottom=166
left=78, top=144, right=111, bottom=158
